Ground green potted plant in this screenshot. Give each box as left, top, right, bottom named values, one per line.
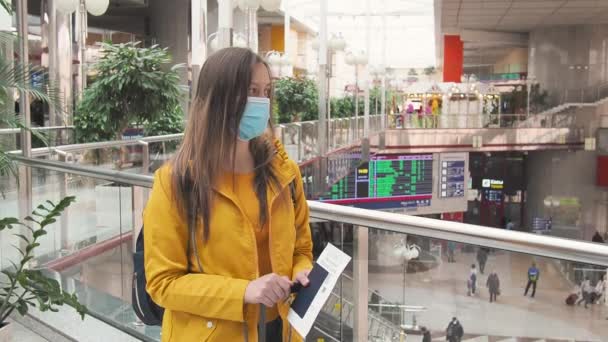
left=74, top=42, right=186, bottom=144
left=0, top=197, right=87, bottom=340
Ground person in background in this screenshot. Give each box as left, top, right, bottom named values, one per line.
left=506, top=218, right=514, bottom=231
left=445, top=317, right=464, bottom=342
left=447, top=241, right=457, bottom=263
left=421, top=326, right=432, bottom=342
left=468, top=264, right=477, bottom=296
left=578, top=277, right=593, bottom=309
left=477, top=247, right=488, bottom=274
left=487, top=271, right=500, bottom=303
left=524, top=262, right=540, bottom=298
left=595, top=274, right=606, bottom=304
left=370, top=290, right=381, bottom=313
left=592, top=231, right=605, bottom=243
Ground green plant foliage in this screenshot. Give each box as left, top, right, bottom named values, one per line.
left=144, top=104, right=184, bottom=137
left=274, top=77, right=318, bottom=123
left=74, top=42, right=186, bottom=142
left=0, top=196, right=87, bottom=325
left=0, top=0, right=10, bottom=14
left=329, top=87, right=384, bottom=119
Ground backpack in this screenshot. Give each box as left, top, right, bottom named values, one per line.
left=446, top=324, right=454, bottom=337
left=132, top=178, right=298, bottom=326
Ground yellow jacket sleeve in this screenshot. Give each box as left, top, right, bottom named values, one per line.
left=290, top=161, right=314, bottom=279
left=144, top=169, right=250, bottom=322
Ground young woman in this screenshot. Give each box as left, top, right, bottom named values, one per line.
left=143, top=47, right=313, bottom=341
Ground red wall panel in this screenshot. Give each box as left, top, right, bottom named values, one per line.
left=598, top=155, right=608, bottom=187
left=443, top=35, right=463, bottom=83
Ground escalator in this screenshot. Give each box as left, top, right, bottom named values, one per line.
left=307, top=311, right=354, bottom=342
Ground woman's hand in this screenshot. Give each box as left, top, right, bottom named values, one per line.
left=294, top=269, right=311, bottom=287
left=244, top=273, right=292, bottom=307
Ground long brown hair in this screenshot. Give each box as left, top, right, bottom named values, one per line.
left=171, top=47, right=278, bottom=241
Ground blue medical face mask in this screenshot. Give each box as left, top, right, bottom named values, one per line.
left=239, top=97, right=270, bottom=141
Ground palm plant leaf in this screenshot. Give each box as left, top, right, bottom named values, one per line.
left=0, top=0, right=10, bottom=15
left=0, top=110, right=49, bottom=147
left=0, top=59, right=62, bottom=109
left=0, top=32, right=15, bottom=46
left=0, top=150, right=16, bottom=180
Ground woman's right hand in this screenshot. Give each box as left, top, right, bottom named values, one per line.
left=244, top=273, right=292, bottom=307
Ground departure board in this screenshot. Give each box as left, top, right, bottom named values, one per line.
left=320, top=154, right=433, bottom=209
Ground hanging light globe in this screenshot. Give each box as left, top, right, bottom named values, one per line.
left=85, top=0, right=110, bottom=16
left=266, top=51, right=282, bottom=66
left=345, top=52, right=356, bottom=65
left=209, top=35, right=219, bottom=52
left=355, top=51, right=368, bottom=65
left=261, top=0, right=281, bottom=12
left=280, top=53, right=291, bottom=66
left=233, top=0, right=246, bottom=9
left=233, top=33, right=248, bottom=48
left=56, top=0, right=79, bottom=14
left=329, top=33, right=346, bottom=51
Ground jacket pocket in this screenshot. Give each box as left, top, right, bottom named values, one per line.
left=170, top=311, right=218, bottom=341
left=196, top=319, right=219, bottom=341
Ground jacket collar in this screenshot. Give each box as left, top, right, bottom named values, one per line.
left=212, top=139, right=296, bottom=205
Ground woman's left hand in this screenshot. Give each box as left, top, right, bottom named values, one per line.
left=294, top=270, right=311, bottom=287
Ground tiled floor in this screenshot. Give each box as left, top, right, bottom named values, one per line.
left=370, top=248, right=607, bottom=341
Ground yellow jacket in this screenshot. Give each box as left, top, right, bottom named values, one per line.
left=143, top=142, right=313, bottom=342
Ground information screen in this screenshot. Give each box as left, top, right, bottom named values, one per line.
left=320, top=154, right=433, bottom=208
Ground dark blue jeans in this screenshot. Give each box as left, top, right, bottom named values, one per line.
left=264, top=318, right=283, bottom=342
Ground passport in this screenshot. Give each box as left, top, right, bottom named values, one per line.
left=291, top=264, right=330, bottom=319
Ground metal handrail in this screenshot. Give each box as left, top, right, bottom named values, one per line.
left=0, top=125, right=75, bottom=135
left=9, top=133, right=185, bottom=157
left=10, top=156, right=608, bottom=267
left=308, top=201, right=608, bottom=266
left=11, top=155, right=153, bottom=188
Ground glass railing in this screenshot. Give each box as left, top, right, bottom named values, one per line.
left=3, top=157, right=608, bottom=341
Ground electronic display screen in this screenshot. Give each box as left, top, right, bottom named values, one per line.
left=319, top=154, right=433, bottom=208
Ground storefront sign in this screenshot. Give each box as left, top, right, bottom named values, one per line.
left=482, top=179, right=504, bottom=189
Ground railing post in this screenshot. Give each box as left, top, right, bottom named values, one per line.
left=581, top=89, right=585, bottom=103
left=353, top=226, right=369, bottom=342
left=55, top=149, right=71, bottom=253
left=296, top=124, right=302, bottom=162
left=138, top=140, right=150, bottom=174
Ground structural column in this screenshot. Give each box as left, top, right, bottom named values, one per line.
left=45, top=0, right=73, bottom=136
left=217, top=0, right=233, bottom=48
left=191, top=0, right=208, bottom=99
left=16, top=0, right=32, bottom=244
left=0, top=5, right=14, bottom=149
left=315, top=0, right=328, bottom=196
left=363, top=0, right=371, bottom=138
left=380, top=8, right=387, bottom=130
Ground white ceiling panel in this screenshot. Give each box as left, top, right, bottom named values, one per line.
left=441, top=0, right=608, bottom=33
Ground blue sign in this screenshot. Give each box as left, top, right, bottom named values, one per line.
left=440, top=160, right=466, bottom=198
